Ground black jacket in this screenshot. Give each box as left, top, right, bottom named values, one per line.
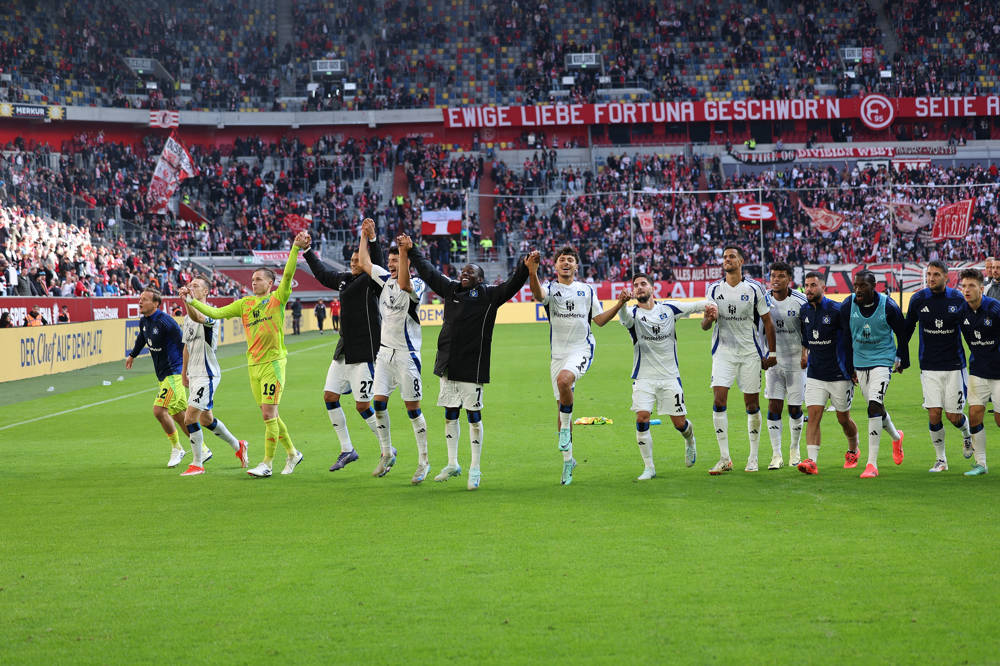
left=303, top=241, right=383, bottom=363
left=409, top=248, right=528, bottom=384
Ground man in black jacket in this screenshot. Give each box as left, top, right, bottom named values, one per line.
left=300, top=218, right=384, bottom=472
left=404, top=234, right=531, bottom=490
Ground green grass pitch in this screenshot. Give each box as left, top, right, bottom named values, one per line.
left=1, top=321, right=997, bottom=664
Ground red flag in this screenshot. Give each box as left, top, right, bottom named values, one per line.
left=890, top=202, right=934, bottom=232
left=149, top=110, right=180, bottom=128
left=798, top=200, right=845, bottom=233
left=421, top=209, right=462, bottom=235
left=931, top=199, right=974, bottom=242
left=735, top=202, right=776, bottom=222
left=285, top=213, right=310, bottom=233
left=147, top=134, right=198, bottom=214
left=637, top=210, right=654, bottom=232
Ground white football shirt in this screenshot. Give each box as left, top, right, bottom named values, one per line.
left=707, top=277, right=770, bottom=358
left=371, top=265, right=426, bottom=353
left=540, top=279, right=603, bottom=357
left=620, top=300, right=711, bottom=380
left=182, top=314, right=222, bottom=379
left=768, top=289, right=808, bottom=370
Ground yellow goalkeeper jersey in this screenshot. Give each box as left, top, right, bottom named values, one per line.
left=190, top=246, right=299, bottom=365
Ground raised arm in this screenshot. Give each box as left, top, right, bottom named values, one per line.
left=179, top=286, right=206, bottom=323
left=396, top=234, right=414, bottom=293
left=358, top=222, right=375, bottom=276
left=526, top=251, right=545, bottom=302
left=189, top=297, right=245, bottom=320
left=275, top=239, right=304, bottom=304
left=407, top=243, right=456, bottom=299
left=593, top=289, right=632, bottom=326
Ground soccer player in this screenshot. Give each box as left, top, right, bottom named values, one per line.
left=763, top=261, right=808, bottom=469
left=701, top=246, right=777, bottom=474
left=957, top=268, right=1000, bottom=475
left=125, top=287, right=190, bottom=467
left=528, top=245, right=622, bottom=485
left=618, top=274, right=717, bottom=480
left=405, top=238, right=530, bottom=490
left=177, top=276, right=249, bottom=476
left=796, top=271, right=859, bottom=475
left=358, top=231, right=429, bottom=483
left=300, top=218, right=383, bottom=472
left=185, top=237, right=307, bottom=478
left=841, top=270, right=909, bottom=478
left=901, top=261, right=972, bottom=472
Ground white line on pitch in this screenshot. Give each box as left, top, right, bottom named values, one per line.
left=0, top=341, right=330, bottom=432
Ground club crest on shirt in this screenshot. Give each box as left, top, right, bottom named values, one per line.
left=659, top=312, right=668, bottom=320
left=577, top=290, right=585, bottom=296
left=152, top=327, right=159, bottom=334
left=948, top=305, right=958, bottom=313
left=985, top=318, right=993, bottom=326
left=822, top=315, right=831, bottom=324
left=741, top=294, right=750, bottom=301
left=787, top=310, right=797, bottom=317
left=470, top=288, right=478, bottom=298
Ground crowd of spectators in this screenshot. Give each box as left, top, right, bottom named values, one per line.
left=3, top=0, right=999, bottom=115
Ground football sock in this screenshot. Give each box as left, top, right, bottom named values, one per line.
left=206, top=418, right=240, bottom=451
left=766, top=412, right=782, bottom=456
left=807, top=444, right=820, bottom=461
left=678, top=419, right=694, bottom=443
left=867, top=416, right=882, bottom=467
left=929, top=421, right=946, bottom=461
left=712, top=408, right=730, bottom=459
left=167, top=429, right=181, bottom=450
left=187, top=423, right=204, bottom=465
left=469, top=417, right=483, bottom=469
left=408, top=409, right=428, bottom=465
left=971, top=424, right=987, bottom=466
left=954, top=414, right=972, bottom=440
left=360, top=408, right=378, bottom=436
left=445, top=418, right=460, bottom=465
left=263, top=417, right=279, bottom=464
left=326, top=401, right=353, bottom=453
left=559, top=403, right=573, bottom=430
left=374, top=403, right=392, bottom=455
left=882, top=412, right=900, bottom=441
left=747, top=409, right=762, bottom=461
left=789, top=414, right=804, bottom=453
left=277, top=417, right=295, bottom=456
left=636, top=421, right=653, bottom=468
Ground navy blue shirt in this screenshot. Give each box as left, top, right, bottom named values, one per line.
left=800, top=297, right=851, bottom=382
left=839, top=293, right=910, bottom=373
left=130, top=309, right=184, bottom=381
left=959, top=296, right=1000, bottom=379
left=902, top=287, right=966, bottom=371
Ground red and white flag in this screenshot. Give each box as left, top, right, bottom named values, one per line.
left=798, top=200, right=845, bottom=233
left=421, top=209, right=462, bottom=236
left=636, top=210, right=654, bottom=232
left=889, top=202, right=934, bottom=232
left=931, top=199, right=974, bottom=242
left=149, top=110, right=180, bottom=128
left=285, top=213, right=311, bottom=233
left=147, top=134, right=198, bottom=214
left=734, top=202, right=776, bottom=222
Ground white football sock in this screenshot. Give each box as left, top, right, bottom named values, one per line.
left=375, top=409, right=392, bottom=454
left=973, top=428, right=987, bottom=466
left=327, top=404, right=354, bottom=453
left=679, top=420, right=694, bottom=443
left=636, top=427, right=654, bottom=468
left=882, top=412, right=900, bottom=441
left=559, top=408, right=572, bottom=430
left=189, top=426, right=204, bottom=465
left=207, top=418, right=240, bottom=450
left=767, top=415, right=782, bottom=456
left=747, top=411, right=762, bottom=461
left=469, top=420, right=484, bottom=469
left=410, top=413, right=429, bottom=464
left=789, top=414, right=804, bottom=454
left=445, top=418, right=460, bottom=466
left=954, top=415, right=971, bottom=439
left=807, top=444, right=820, bottom=461
left=930, top=423, right=946, bottom=462
left=867, top=416, right=882, bottom=466
left=713, top=411, right=730, bottom=459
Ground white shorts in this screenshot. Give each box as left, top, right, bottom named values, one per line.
left=711, top=354, right=762, bottom=394
left=920, top=369, right=967, bottom=412
left=373, top=346, right=421, bottom=401
left=187, top=375, right=218, bottom=410
left=550, top=351, right=593, bottom=400
left=967, top=374, right=1000, bottom=407
left=437, top=376, right=484, bottom=410
left=804, top=378, right=854, bottom=412
left=764, top=366, right=805, bottom=404
left=324, top=358, right=375, bottom=402
left=631, top=377, right=686, bottom=415
left=856, top=366, right=892, bottom=405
